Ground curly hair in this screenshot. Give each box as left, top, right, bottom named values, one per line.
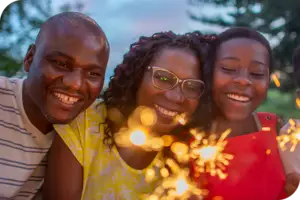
left=102, top=31, right=215, bottom=148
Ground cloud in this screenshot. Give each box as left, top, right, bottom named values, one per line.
left=52, top=0, right=221, bottom=84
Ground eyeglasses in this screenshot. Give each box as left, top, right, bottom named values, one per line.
left=147, top=66, right=205, bottom=99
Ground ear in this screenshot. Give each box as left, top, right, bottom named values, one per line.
left=23, top=44, right=36, bottom=72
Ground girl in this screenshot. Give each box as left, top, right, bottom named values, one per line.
left=43, top=31, right=213, bottom=200
left=193, top=27, right=286, bottom=200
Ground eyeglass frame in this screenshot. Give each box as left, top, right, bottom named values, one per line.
left=147, top=66, right=205, bottom=99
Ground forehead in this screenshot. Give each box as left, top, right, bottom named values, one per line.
left=38, top=23, right=107, bottom=61
left=217, top=38, right=269, bottom=61
left=151, top=47, right=201, bottom=79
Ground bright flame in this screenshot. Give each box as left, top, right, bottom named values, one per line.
left=277, top=119, right=300, bottom=152
left=271, top=73, right=280, bottom=87
left=145, top=159, right=207, bottom=200
left=175, top=176, right=189, bottom=196
left=296, top=98, right=300, bottom=109
left=190, top=129, right=233, bottom=179
left=197, top=145, right=218, bottom=162
left=175, top=113, right=188, bottom=125
left=130, top=129, right=147, bottom=146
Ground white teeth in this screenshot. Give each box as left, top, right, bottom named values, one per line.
left=154, top=104, right=178, bottom=117
left=227, top=94, right=250, bottom=102
left=53, top=92, right=79, bottom=105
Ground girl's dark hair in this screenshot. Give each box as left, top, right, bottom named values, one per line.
left=208, top=27, right=273, bottom=72
left=102, top=31, right=215, bottom=148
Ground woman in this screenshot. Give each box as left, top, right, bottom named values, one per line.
left=192, top=27, right=287, bottom=200
left=43, top=31, right=213, bottom=200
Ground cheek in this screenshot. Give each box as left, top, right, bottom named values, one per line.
left=187, top=99, right=199, bottom=115
left=87, top=80, right=104, bottom=98
left=255, top=81, right=269, bottom=100
left=40, top=62, right=64, bottom=85
left=136, top=79, right=156, bottom=106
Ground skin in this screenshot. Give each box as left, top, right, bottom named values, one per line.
left=136, top=47, right=201, bottom=134
left=280, top=120, right=300, bottom=197
left=212, top=38, right=270, bottom=136
left=23, top=16, right=109, bottom=134
left=212, top=38, right=300, bottom=197
left=43, top=47, right=202, bottom=199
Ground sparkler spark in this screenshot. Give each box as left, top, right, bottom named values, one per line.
left=296, top=98, right=300, bottom=109
left=175, top=113, right=188, bottom=125
left=190, top=129, right=233, bottom=179
left=145, top=158, right=207, bottom=200
left=114, top=106, right=165, bottom=151
left=277, top=119, right=300, bottom=152
left=271, top=73, right=281, bottom=88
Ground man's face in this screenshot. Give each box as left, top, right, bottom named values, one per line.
left=24, top=24, right=109, bottom=124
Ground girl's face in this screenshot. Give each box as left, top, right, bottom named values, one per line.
left=213, top=38, right=270, bottom=121
left=136, top=47, right=204, bottom=134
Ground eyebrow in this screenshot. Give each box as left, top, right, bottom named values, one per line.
left=45, top=51, right=104, bottom=69
left=220, top=57, right=266, bottom=66
left=45, top=51, right=75, bottom=61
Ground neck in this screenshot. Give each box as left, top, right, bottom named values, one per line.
left=23, top=80, right=53, bottom=134
left=213, top=114, right=258, bottom=138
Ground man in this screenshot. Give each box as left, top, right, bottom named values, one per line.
left=0, top=12, right=109, bottom=199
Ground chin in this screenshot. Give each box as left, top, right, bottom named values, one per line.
left=44, top=112, right=75, bottom=125
left=153, top=123, right=176, bottom=135
left=226, top=113, right=249, bottom=122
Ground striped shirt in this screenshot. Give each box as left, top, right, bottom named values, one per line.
left=0, top=76, right=53, bottom=199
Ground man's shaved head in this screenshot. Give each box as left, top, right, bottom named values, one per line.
left=23, top=12, right=110, bottom=129
left=36, top=12, right=109, bottom=49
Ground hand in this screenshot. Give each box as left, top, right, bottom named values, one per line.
left=279, top=119, right=300, bottom=136
left=285, top=173, right=300, bottom=197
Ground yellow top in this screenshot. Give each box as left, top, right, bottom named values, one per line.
left=54, top=100, right=162, bottom=200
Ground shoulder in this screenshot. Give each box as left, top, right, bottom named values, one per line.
left=256, top=112, right=282, bottom=135
left=54, top=99, right=107, bottom=135
left=0, top=76, right=22, bottom=90
left=84, top=98, right=107, bottom=123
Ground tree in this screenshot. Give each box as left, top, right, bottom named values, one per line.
left=188, top=0, right=300, bottom=91
left=0, top=0, right=84, bottom=77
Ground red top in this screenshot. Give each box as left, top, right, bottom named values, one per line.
left=192, top=112, right=286, bottom=200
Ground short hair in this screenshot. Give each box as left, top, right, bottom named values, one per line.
left=36, top=12, right=107, bottom=45
left=208, top=27, right=274, bottom=72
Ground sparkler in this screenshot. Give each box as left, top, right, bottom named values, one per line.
left=114, top=106, right=165, bottom=151
left=189, top=129, right=233, bottom=180
left=145, top=158, right=207, bottom=200
left=277, top=119, right=300, bottom=152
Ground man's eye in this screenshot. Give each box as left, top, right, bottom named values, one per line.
left=88, top=72, right=102, bottom=77
left=53, top=60, right=68, bottom=68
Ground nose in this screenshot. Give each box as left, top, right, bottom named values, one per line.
left=164, top=85, right=185, bottom=104
left=233, top=70, right=252, bottom=86
left=62, top=69, right=84, bottom=91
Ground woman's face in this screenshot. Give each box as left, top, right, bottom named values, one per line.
left=213, top=38, right=270, bottom=121
left=136, top=47, right=203, bottom=134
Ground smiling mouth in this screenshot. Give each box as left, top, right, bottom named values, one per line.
left=154, top=104, right=178, bottom=118
left=53, top=92, right=80, bottom=105
left=226, top=93, right=251, bottom=103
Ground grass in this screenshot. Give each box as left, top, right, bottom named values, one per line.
left=257, top=89, right=300, bottom=119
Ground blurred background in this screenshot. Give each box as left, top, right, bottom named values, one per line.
left=0, top=0, right=299, bottom=119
